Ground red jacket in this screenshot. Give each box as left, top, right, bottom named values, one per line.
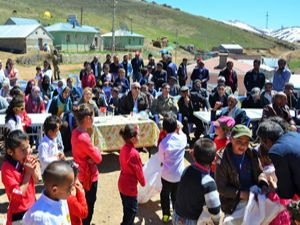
left=71, top=128, right=102, bottom=190
left=81, top=73, right=96, bottom=89
left=1, top=156, right=36, bottom=225
left=25, top=95, right=46, bottom=113
left=118, top=143, right=146, bottom=197
left=67, top=187, right=88, bottom=225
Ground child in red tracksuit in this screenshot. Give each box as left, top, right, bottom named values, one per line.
left=71, top=103, right=102, bottom=225
left=118, top=124, right=146, bottom=225
left=1, top=130, right=39, bottom=225
left=67, top=162, right=88, bottom=225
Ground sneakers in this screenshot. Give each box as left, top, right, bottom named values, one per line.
left=162, top=215, right=171, bottom=223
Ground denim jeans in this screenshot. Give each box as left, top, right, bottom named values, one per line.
left=120, top=193, right=138, bottom=225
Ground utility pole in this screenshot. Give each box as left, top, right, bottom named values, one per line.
left=80, top=7, right=83, bottom=26
left=112, top=0, right=117, bottom=54
left=266, top=12, right=269, bottom=29
left=130, top=17, right=133, bottom=34
left=175, top=29, right=178, bottom=64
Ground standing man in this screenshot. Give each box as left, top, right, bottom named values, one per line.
left=90, top=56, right=101, bottom=83
left=52, top=49, right=60, bottom=81
left=166, top=55, right=178, bottom=81
left=191, top=58, right=210, bottom=89
left=219, top=61, right=238, bottom=94
left=244, top=59, right=265, bottom=93
left=273, top=58, right=291, bottom=92
left=131, top=51, right=144, bottom=82
left=177, top=58, right=188, bottom=87
left=122, top=54, right=133, bottom=82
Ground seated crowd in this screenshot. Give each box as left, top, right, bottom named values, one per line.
left=0, top=54, right=300, bottom=225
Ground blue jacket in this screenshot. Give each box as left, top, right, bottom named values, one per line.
left=191, top=67, right=210, bottom=89
left=114, top=77, right=130, bottom=94
left=269, top=132, right=300, bottom=198
left=211, top=107, right=249, bottom=126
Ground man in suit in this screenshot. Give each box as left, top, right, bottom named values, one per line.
left=178, top=58, right=188, bottom=87
left=131, top=51, right=144, bottom=82
left=244, top=59, right=265, bottom=93
left=191, top=58, right=210, bottom=89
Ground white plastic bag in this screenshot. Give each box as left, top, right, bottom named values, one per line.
left=138, top=153, right=162, bottom=204
left=242, top=191, right=285, bottom=225
left=223, top=201, right=247, bottom=225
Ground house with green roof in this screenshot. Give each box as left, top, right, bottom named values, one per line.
left=46, top=23, right=101, bottom=52
left=0, top=24, right=53, bottom=53
left=5, top=17, right=40, bottom=25
left=101, top=29, right=144, bottom=50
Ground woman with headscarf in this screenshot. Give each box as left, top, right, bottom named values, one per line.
left=42, top=60, right=53, bottom=82
left=41, top=75, right=54, bottom=104
left=4, top=58, right=19, bottom=87
left=48, top=87, right=72, bottom=119
left=25, top=79, right=36, bottom=96
left=79, top=87, right=99, bottom=116
left=25, top=86, right=46, bottom=113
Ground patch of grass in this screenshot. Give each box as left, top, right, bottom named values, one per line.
left=0, top=0, right=294, bottom=51
left=289, top=60, right=300, bottom=73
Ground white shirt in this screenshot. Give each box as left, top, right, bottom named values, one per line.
left=38, top=135, right=59, bottom=173
left=5, top=115, right=23, bottom=131
left=23, top=192, right=71, bottom=225
left=158, top=131, right=187, bottom=182
left=0, top=69, right=5, bottom=83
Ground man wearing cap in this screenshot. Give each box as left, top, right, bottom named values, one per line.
left=244, top=59, right=265, bottom=93
left=177, top=58, right=188, bottom=87
left=178, top=86, right=204, bottom=143
left=131, top=51, right=144, bottom=82
left=241, top=87, right=263, bottom=109
left=260, top=81, right=275, bottom=107
left=257, top=120, right=300, bottom=199
left=219, top=61, right=238, bottom=94
left=151, top=83, right=178, bottom=116
left=215, top=124, right=268, bottom=215
left=211, top=95, right=249, bottom=126
left=168, top=76, right=180, bottom=96
left=191, top=58, right=210, bottom=89
left=261, top=92, right=296, bottom=130
left=152, top=62, right=168, bottom=91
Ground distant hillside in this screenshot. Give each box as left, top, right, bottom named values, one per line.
left=0, top=0, right=294, bottom=51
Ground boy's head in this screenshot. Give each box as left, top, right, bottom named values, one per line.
left=193, top=138, right=216, bottom=166
left=258, top=144, right=272, bottom=167
left=213, top=116, right=235, bottom=137
left=162, top=112, right=177, bottom=133
left=42, top=160, right=74, bottom=200
left=43, top=115, right=60, bottom=140
left=5, top=130, right=31, bottom=164
left=230, top=125, right=252, bottom=155
left=111, top=87, right=119, bottom=98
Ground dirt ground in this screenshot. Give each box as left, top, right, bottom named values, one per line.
left=0, top=151, right=193, bottom=225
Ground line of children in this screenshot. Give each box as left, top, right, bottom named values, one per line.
left=1, top=130, right=39, bottom=225
left=23, top=160, right=74, bottom=225
left=71, top=103, right=102, bottom=225
left=118, top=124, right=146, bottom=225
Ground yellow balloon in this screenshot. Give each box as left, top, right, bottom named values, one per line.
left=44, top=11, right=51, bottom=18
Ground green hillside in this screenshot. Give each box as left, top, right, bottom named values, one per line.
left=0, top=0, right=293, bottom=51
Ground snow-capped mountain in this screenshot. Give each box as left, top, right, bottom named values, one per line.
left=270, top=27, right=300, bottom=43
left=222, top=20, right=262, bottom=34
left=223, top=20, right=300, bottom=43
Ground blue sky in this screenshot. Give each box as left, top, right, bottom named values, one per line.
left=153, top=0, right=299, bottom=29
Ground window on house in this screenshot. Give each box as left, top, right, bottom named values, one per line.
left=139, top=39, right=142, bottom=45
left=129, top=38, right=131, bottom=45
left=66, top=34, right=71, bottom=42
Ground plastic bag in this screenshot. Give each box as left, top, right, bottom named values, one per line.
left=242, top=187, right=285, bottom=225
left=138, top=153, right=162, bottom=204
left=223, top=201, right=247, bottom=225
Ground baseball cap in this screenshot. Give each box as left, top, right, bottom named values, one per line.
left=213, top=116, right=235, bottom=130
left=231, top=125, right=252, bottom=139
left=180, top=86, right=189, bottom=92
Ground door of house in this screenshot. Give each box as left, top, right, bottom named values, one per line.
left=38, top=38, right=43, bottom=50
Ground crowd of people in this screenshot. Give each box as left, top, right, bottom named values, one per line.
left=0, top=52, right=300, bottom=225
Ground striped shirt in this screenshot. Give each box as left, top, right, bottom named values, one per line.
left=174, top=163, right=221, bottom=222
